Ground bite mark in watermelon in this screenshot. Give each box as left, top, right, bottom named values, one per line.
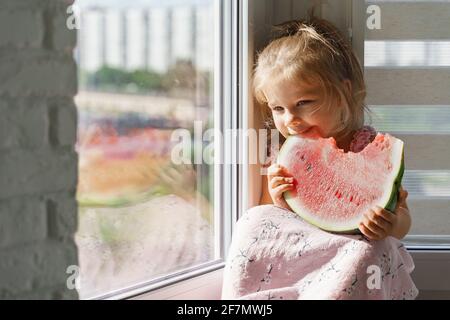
left=277, top=133, right=404, bottom=233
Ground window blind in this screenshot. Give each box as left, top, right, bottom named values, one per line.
left=364, top=0, right=450, bottom=238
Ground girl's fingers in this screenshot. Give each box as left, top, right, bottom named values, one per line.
left=267, top=165, right=293, bottom=193
left=367, top=213, right=391, bottom=231
left=272, top=183, right=294, bottom=199
left=371, top=206, right=395, bottom=224
left=359, top=223, right=381, bottom=240
left=267, top=164, right=290, bottom=177
left=267, top=164, right=281, bottom=176
left=399, top=185, right=407, bottom=194
left=362, top=215, right=386, bottom=236
left=395, top=185, right=409, bottom=206
left=397, top=189, right=409, bottom=210
left=270, top=176, right=294, bottom=189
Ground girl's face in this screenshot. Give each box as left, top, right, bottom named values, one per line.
left=264, top=78, right=344, bottom=140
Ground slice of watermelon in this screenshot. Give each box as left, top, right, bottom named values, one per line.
left=277, top=133, right=404, bottom=233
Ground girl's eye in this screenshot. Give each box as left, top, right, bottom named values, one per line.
left=297, top=100, right=313, bottom=107
left=272, top=106, right=284, bottom=112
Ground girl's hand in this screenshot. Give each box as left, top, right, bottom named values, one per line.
left=267, top=163, right=295, bottom=210
left=359, top=186, right=410, bottom=240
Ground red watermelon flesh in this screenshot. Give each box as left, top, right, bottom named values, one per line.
left=277, top=133, right=404, bottom=233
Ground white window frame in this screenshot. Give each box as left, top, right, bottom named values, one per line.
left=101, top=0, right=450, bottom=300
left=83, top=0, right=246, bottom=300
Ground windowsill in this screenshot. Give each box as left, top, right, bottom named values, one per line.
left=129, top=267, right=224, bottom=300
left=84, top=260, right=225, bottom=300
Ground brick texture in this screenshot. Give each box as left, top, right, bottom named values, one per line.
left=0, top=0, right=79, bottom=299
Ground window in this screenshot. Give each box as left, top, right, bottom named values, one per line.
left=73, top=0, right=227, bottom=299
left=361, top=0, right=450, bottom=248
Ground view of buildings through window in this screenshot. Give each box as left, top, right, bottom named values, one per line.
left=73, top=0, right=216, bottom=298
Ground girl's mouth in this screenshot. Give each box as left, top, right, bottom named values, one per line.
left=288, top=126, right=319, bottom=138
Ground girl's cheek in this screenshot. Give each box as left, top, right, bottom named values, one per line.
left=275, top=124, right=289, bottom=138
left=273, top=114, right=294, bottom=138
left=272, top=118, right=284, bottom=133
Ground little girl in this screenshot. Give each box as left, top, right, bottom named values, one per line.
left=222, top=17, right=418, bottom=300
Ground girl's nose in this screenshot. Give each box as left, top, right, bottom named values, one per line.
left=284, top=112, right=301, bottom=127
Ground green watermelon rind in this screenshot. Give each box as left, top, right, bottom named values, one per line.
left=277, top=134, right=405, bottom=234
left=386, top=151, right=405, bottom=213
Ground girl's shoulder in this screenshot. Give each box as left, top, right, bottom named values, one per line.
left=349, top=125, right=377, bottom=153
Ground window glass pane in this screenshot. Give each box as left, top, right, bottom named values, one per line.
left=74, top=0, right=216, bottom=298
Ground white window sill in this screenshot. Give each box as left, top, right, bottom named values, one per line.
left=130, top=268, right=224, bottom=300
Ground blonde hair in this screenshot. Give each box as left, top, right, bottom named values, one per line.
left=253, top=16, right=370, bottom=140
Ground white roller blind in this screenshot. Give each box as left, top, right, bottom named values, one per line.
left=364, top=0, right=450, bottom=240
left=365, top=2, right=450, bottom=40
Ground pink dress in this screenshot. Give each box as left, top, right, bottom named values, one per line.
left=222, top=126, right=418, bottom=300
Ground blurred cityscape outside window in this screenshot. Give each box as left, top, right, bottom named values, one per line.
left=74, top=0, right=216, bottom=298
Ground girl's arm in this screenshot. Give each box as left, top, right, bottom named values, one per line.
left=390, top=196, right=411, bottom=239
left=260, top=174, right=274, bottom=205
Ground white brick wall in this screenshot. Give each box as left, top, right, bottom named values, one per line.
left=0, top=0, right=79, bottom=299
